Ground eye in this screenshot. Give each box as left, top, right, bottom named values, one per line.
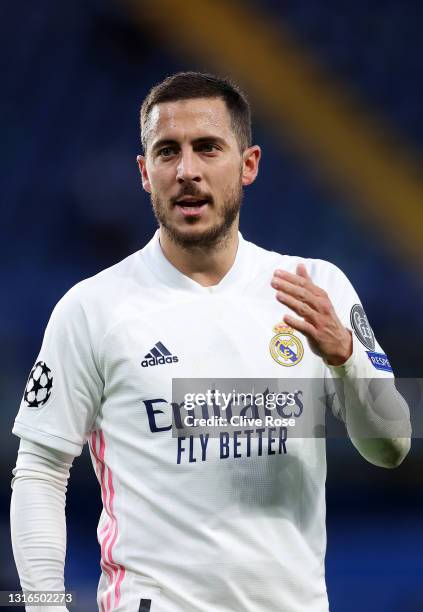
left=158, top=146, right=177, bottom=158
left=197, top=143, right=219, bottom=153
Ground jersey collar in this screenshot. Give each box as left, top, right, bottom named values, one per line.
left=141, top=229, right=250, bottom=293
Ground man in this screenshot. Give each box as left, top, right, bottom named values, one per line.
left=11, top=72, right=411, bottom=612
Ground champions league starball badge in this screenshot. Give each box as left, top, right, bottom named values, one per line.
left=269, top=323, right=304, bottom=367
left=24, top=361, right=53, bottom=408
left=350, top=304, right=375, bottom=350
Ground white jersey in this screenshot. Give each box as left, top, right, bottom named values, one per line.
left=13, top=231, right=393, bottom=612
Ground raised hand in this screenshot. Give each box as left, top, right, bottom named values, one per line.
left=271, top=263, right=352, bottom=366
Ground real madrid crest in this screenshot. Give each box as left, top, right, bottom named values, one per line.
left=269, top=323, right=304, bottom=367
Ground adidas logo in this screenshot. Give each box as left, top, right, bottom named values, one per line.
left=141, top=341, right=179, bottom=368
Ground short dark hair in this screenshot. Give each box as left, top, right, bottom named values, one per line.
left=140, top=71, right=252, bottom=153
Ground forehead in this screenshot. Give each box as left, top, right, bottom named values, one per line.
left=147, top=97, right=234, bottom=143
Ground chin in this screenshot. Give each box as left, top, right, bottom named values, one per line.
left=164, top=221, right=232, bottom=248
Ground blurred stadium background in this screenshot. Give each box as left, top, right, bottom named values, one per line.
left=1, top=1, right=423, bottom=610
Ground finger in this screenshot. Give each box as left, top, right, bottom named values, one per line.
left=296, top=263, right=310, bottom=280
left=274, top=269, right=306, bottom=287
left=273, top=268, right=326, bottom=298
left=283, top=314, right=316, bottom=339
left=295, top=264, right=328, bottom=299
left=271, top=277, right=320, bottom=310
left=275, top=291, right=319, bottom=325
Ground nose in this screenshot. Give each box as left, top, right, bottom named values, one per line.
left=176, top=148, right=201, bottom=183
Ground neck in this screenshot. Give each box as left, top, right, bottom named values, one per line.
left=158, top=223, right=240, bottom=287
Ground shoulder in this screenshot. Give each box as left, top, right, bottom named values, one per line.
left=243, top=239, right=357, bottom=311
left=48, top=250, right=144, bottom=333
left=246, top=239, right=350, bottom=288
left=65, top=250, right=142, bottom=300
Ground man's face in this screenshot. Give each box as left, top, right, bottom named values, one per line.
left=138, top=97, right=252, bottom=248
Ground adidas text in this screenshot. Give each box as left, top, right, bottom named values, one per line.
left=141, top=355, right=179, bottom=368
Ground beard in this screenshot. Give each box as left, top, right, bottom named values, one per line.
left=151, top=178, right=243, bottom=249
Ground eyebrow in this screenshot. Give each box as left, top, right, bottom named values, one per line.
left=151, top=136, right=228, bottom=152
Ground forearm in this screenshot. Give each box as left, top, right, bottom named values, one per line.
left=344, top=379, right=410, bottom=468
left=328, top=337, right=411, bottom=468
left=10, top=440, right=73, bottom=611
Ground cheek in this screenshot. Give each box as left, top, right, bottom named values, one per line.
left=219, top=166, right=243, bottom=194
left=148, top=168, right=171, bottom=193
left=211, top=162, right=241, bottom=187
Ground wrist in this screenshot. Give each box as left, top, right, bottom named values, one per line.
left=325, top=330, right=353, bottom=366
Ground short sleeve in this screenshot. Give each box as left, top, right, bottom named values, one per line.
left=12, top=286, right=103, bottom=456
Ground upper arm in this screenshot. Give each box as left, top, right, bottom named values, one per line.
left=12, top=287, right=104, bottom=456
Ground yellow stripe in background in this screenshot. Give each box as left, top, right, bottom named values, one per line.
left=126, top=0, right=423, bottom=267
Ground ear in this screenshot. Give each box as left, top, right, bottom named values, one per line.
left=137, top=155, right=152, bottom=193
left=241, top=145, right=261, bottom=187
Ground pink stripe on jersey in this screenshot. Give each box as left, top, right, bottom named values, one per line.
left=104, top=450, right=125, bottom=602
left=90, top=430, right=126, bottom=610
left=90, top=432, right=114, bottom=611
left=100, top=431, right=126, bottom=608
left=98, top=433, right=115, bottom=611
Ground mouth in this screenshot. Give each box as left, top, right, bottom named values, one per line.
left=174, top=197, right=210, bottom=216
